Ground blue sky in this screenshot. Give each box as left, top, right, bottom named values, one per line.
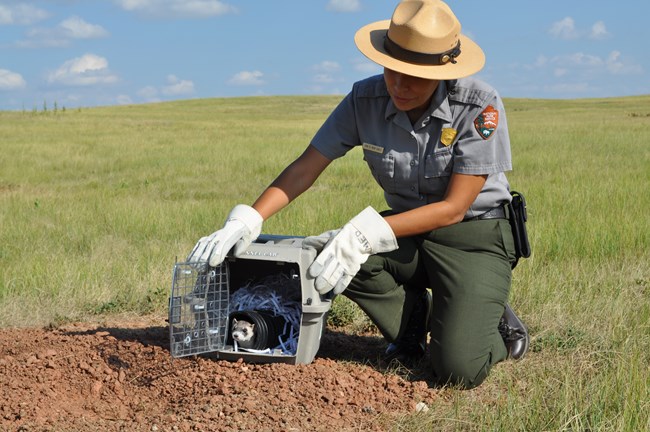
left=1, top=0, right=649, bottom=111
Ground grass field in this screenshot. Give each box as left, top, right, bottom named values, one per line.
left=1, top=94, right=649, bottom=430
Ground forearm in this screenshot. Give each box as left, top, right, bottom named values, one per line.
left=385, top=173, right=488, bottom=238
left=251, top=184, right=301, bottom=220
left=385, top=201, right=462, bottom=237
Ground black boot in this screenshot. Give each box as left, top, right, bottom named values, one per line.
left=498, top=304, right=530, bottom=360
left=384, top=290, right=432, bottom=364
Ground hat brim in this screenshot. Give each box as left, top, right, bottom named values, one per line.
left=354, top=20, right=485, bottom=80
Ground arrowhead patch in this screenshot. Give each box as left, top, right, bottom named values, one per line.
left=474, top=105, right=499, bottom=140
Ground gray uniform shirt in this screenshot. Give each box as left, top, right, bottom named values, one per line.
left=310, top=75, right=512, bottom=218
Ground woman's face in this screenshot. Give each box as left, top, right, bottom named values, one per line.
left=383, top=68, right=440, bottom=115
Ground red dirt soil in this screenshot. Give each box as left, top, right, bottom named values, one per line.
left=0, top=316, right=440, bottom=431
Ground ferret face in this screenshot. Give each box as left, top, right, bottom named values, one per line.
left=231, top=318, right=255, bottom=342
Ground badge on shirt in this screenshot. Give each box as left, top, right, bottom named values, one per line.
left=440, top=128, right=457, bottom=146
left=474, top=105, right=499, bottom=140
left=362, top=142, right=384, bottom=154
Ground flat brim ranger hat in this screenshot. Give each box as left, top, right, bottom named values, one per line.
left=354, top=0, right=485, bottom=80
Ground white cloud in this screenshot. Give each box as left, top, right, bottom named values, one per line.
left=352, top=58, right=381, bottom=74
left=606, top=51, right=643, bottom=75
left=311, top=61, right=342, bottom=84
left=326, top=0, right=361, bottom=13
left=19, top=16, right=108, bottom=48
left=312, top=74, right=335, bottom=84
left=554, top=68, right=568, bottom=78
left=589, top=21, right=610, bottom=40
left=47, top=54, right=118, bottom=86
left=549, top=18, right=611, bottom=41
left=534, top=55, right=548, bottom=68
left=0, top=69, right=27, bottom=90
left=116, top=95, right=133, bottom=105
left=162, top=74, right=195, bottom=95
left=563, top=52, right=603, bottom=67
left=59, top=16, right=109, bottom=39
left=115, top=0, right=237, bottom=18
left=523, top=50, right=643, bottom=85
left=135, top=76, right=194, bottom=102
left=137, top=85, right=158, bottom=99
left=228, top=70, right=265, bottom=86
left=312, top=61, right=341, bottom=73
left=0, top=4, right=48, bottom=25
left=606, top=51, right=625, bottom=75
left=549, top=17, right=578, bottom=40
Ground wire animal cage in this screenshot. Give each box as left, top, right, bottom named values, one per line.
left=169, top=263, right=230, bottom=357
left=169, top=235, right=332, bottom=365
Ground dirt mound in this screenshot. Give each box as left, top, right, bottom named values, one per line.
left=0, top=316, right=438, bottom=431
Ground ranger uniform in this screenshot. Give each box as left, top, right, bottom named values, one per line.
left=310, top=74, right=520, bottom=388
left=311, top=75, right=512, bottom=217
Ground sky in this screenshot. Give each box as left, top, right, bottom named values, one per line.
left=1, top=0, right=649, bottom=111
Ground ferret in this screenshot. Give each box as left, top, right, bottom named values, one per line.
left=231, top=318, right=256, bottom=349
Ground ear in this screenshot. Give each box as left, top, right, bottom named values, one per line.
left=232, top=319, right=238, bottom=326
left=251, top=323, right=255, bottom=330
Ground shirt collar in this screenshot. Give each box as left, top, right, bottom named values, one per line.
left=385, top=97, right=398, bottom=120
left=431, top=81, right=453, bottom=123
left=384, top=80, right=453, bottom=124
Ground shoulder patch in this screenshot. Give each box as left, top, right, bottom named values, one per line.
left=474, top=105, right=499, bottom=140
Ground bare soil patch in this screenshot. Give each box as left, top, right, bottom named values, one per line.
left=0, top=316, right=439, bottom=431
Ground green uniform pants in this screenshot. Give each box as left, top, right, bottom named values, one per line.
left=344, top=218, right=517, bottom=388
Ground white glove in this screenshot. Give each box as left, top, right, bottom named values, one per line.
left=306, top=206, right=398, bottom=295
left=187, top=204, right=263, bottom=267
left=301, top=229, right=339, bottom=253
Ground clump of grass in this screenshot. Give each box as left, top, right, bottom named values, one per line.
left=328, top=295, right=377, bottom=333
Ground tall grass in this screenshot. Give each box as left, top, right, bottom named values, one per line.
left=1, top=95, right=649, bottom=430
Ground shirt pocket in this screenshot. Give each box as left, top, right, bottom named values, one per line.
left=363, top=150, right=396, bottom=193
left=424, top=148, right=453, bottom=178
left=422, top=148, right=453, bottom=197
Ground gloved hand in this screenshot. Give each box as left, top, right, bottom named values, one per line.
left=306, top=206, right=398, bottom=295
left=187, top=204, right=263, bottom=267
left=301, top=229, right=339, bottom=253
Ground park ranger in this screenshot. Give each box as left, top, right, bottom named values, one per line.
left=188, top=0, right=529, bottom=389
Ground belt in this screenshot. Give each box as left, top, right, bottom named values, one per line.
left=463, top=206, right=507, bottom=222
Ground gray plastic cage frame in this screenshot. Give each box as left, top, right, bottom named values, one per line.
left=168, top=235, right=332, bottom=365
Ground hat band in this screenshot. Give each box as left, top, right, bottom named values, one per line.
left=384, top=35, right=461, bottom=66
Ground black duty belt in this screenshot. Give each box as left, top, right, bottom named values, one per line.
left=463, top=206, right=507, bottom=222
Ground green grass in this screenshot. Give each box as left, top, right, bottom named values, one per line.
left=2, top=95, right=649, bottom=431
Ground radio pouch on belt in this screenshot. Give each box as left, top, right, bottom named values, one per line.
left=507, top=190, right=531, bottom=269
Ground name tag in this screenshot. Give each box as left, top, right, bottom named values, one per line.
left=362, top=142, right=384, bottom=154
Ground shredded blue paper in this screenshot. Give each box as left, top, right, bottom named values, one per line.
left=229, top=271, right=302, bottom=355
